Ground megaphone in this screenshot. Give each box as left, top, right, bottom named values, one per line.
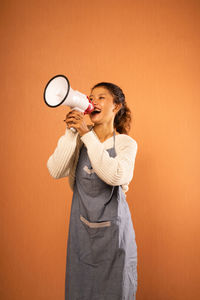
left=43, top=74, right=94, bottom=113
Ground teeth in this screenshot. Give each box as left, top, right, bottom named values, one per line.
left=91, top=107, right=101, bottom=115
left=92, top=110, right=100, bottom=113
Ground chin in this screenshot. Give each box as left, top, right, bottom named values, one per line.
left=89, top=114, right=102, bottom=123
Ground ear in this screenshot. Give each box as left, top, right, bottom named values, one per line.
left=113, top=103, right=122, bottom=114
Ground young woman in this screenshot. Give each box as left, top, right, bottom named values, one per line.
left=47, top=82, right=138, bottom=300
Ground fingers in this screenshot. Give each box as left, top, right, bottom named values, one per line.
left=66, top=110, right=84, bottom=119
left=66, top=118, right=81, bottom=131
left=65, top=115, right=83, bottom=123
left=67, top=122, right=78, bottom=129
left=65, top=117, right=78, bottom=126
left=63, top=110, right=90, bottom=136
left=64, top=110, right=84, bottom=124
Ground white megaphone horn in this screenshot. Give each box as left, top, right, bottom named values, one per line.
left=43, top=74, right=94, bottom=132
left=44, top=74, right=94, bottom=112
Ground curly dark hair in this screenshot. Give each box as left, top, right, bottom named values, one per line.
left=91, top=82, right=132, bottom=134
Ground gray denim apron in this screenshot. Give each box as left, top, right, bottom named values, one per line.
left=65, top=132, right=138, bottom=300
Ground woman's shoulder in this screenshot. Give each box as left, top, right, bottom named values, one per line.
left=103, top=132, right=138, bottom=151
left=115, top=133, right=138, bottom=148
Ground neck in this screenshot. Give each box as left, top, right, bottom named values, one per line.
left=92, top=121, right=115, bottom=143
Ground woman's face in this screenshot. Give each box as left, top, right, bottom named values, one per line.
left=89, top=87, right=118, bottom=125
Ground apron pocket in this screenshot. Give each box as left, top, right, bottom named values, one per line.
left=79, top=214, right=118, bottom=266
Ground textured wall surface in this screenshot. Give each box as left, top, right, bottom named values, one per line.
left=0, top=0, right=199, bottom=299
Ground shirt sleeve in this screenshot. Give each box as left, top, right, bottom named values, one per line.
left=47, top=128, right=79, bottom=179
left=80, top=130, right=138, bottom=186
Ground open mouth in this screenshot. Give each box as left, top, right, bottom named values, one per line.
left=91, top=108, right=101, bottom=116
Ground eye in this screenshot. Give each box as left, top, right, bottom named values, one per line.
left=99, top=96, right=105, bottom=99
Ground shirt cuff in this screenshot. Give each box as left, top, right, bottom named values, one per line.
left=80, top=130, right=100, bottom=148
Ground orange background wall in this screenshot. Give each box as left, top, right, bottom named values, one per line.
left=1, top=0, right=199, bottom=299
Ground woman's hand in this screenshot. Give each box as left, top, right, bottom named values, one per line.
left=64, top=110, right=90, bottom=136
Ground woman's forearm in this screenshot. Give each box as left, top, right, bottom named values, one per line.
left=80, top=131, right=138, bottom=186
left=47, top=128, right=79, bottom=179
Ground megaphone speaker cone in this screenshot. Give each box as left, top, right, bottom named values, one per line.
left=44, top=75, right=70, bottom=108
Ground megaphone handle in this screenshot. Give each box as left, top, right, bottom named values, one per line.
left=70, top=127, right=77, bottom=133
left=63, top=119, right=77, bottom=133
left=69, top=107, right=83, bottom=133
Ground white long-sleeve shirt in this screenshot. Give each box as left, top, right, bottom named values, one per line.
left=47, top=127, right=138, bottom=193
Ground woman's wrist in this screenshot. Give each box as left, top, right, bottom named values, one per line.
left=78, top=127, right=90, bottom=137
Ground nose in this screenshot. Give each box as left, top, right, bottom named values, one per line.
left=90, top=94, right=102, bottom=106
left=91, top=98, right=98, bottom=105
